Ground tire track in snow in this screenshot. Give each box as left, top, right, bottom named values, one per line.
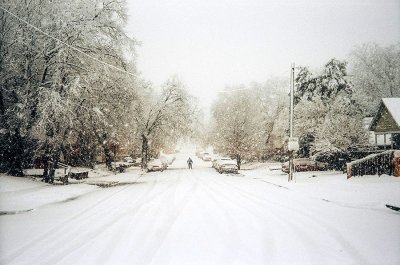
left=150, top=168, right=244, bottom=265
left=88, top=172, right=188, bottom=264
left=198, top=172, right=273, bottom=264
left=44, top=172, right=191, bottom=265
left=137, top=169, right=200, bottom=265
left=0, top=182, right=135, bottom=264
left=209, top=175, right=329, bottom=264
left=201, top=173, right=288, bottom=264
left=1, top=174, right=165, bottom=264
left=66, top=169, right=195, bottom=265
left=208, top=173, right=369, bottom=264
left=36, top=174, right=177, bottom=265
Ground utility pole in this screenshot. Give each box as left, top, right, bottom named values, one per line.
left=288, top=63, right=297, bottom=182
left=290, top=63, right=294, bottom=138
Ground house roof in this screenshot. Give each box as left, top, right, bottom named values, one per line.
left=382, top=98, right=400, bottom=126
left=369, top=98, right=400, bottom=132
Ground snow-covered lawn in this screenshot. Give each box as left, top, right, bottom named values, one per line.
left=0, top=153, right=399, bottom=265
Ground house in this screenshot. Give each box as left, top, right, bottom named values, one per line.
left=364, top=117, right=392, bottom=147
left=369, top=98, right=400, bottom=149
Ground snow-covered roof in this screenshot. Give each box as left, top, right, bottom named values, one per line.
left=369, top=98, right=400, bottom=132
left=382, top=98, right=400, bottom=126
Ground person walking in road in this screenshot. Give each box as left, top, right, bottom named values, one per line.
left=187, top=157, right=193, bottom=169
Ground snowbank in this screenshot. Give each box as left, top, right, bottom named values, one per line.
left=0, top=175, right=99, bottom=213
left=0, top=165, right=144, bottom=214
left=243, top=165, right=400, bottom=209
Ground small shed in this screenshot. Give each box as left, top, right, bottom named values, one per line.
left=369, top=98, right=400, bottom=149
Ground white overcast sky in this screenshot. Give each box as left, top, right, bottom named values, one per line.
left=126, top=0, right=400, bottom=110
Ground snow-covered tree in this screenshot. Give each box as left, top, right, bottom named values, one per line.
left=132, top=77, right=195, bottom=168
left=209, top=78, right=290, bottom=164
left=294, top=98, right=328, bottom=155
left=295, top=59, right=351, bottom=105
left=251, top=79, right=289, bottom=159
left=294, top=59, right=367, bottom=155
left=0, top=0, right=138, bottom=179
left=211, top=88, right=265, bottom=168
left=316, top=93, right=367, bottom=151
left=349, top=43, right=400, bottom=113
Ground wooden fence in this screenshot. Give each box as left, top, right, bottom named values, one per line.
left=347, top=150, right=400, bottom=179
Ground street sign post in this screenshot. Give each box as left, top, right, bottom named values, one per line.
left=288, top=137, right=299, bottom=152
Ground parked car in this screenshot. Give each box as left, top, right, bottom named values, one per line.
left=281, top=158, right=327, bottom=173
left=214, top=157, right=236, bottom=171
left=146, top=159, right=164, bottom=172
left=202, top=153, right=212, bottom=161
left=195, top=149, right=204, bottom=157
left=133, top=157, right=142, bottom=167
left=211, top=156, right=222, bottom=168
left=123, top=156, right=134, bottom=163
left=111, top=162, right=129, bottom=173
left=160, top=154, right=175, bottom=167
left=218, top=161, right=238, bottom=174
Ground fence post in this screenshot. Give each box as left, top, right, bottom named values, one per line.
left=347, top=163, right=352, bottom=179
left=394, top=157, right=400, bottom=177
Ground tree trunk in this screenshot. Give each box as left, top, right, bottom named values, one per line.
left=42, top=142, right=50, bottom=182
left=48, top=147, right=63, bottom=183
left=42, top=158, right=49, bottom=182
left=236, top=154, right=241, bottom=170
left=8, top=128, right=24, bottom=177
left=104, top=146, right=113, bottom=170
left=47, top=159, right=55, bottom=183
left=0, top=86, right=5, bottom=115
left=141, top=134, right=148, bottom=169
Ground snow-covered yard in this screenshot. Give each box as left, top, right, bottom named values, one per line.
left=0, top=152, right=399, bottom=265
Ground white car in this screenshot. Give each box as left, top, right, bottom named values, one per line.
left=214, top=157, right=233, bottom=169
left=218, top=161, right=238, bottom=174
left=196, top=149, right=204, bottom=157
left=146, top=159, right=164, bottom=172
left=202, top=153, right=212, bottom=161
left=160, top=154, right=176, bottom=165
left=211, top=156, right=221, bottom=168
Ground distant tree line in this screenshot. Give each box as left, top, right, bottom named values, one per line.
left=0, top=0, right=195, bottom=179
left=206, top=43, right=400, bottom=165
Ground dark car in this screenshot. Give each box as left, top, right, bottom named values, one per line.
left=281, top=158, right=327, bottom=173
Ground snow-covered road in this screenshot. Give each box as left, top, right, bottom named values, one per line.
left=1, top=151, right=399, bottom=265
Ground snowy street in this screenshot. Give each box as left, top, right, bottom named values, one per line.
left=1, top=149, right=399, bottom=265
left=1, top=1, right=399, bottom=264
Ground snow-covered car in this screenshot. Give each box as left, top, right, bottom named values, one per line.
left=218, top=161, right=238, bottom=174
left=281, top=158, right=327, bottom=173
left=146, top=159, right=164, bottom=172
left=195, top=149, right=204, bottom=157
left=159, top=156, right=170, bottom=170
left=160, top=154, right=176, bottom=165
left=134, top=157, right=142, bottom=166
left=202, top=153, right=212, bottom=161
left=211, top=156, right=221, bottom=168
left=123, top=156, right=134, bottom=163
left=214, top=157, right=233, bottom=169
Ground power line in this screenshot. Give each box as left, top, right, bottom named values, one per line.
left=0, top=5, right=136, bottom=77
